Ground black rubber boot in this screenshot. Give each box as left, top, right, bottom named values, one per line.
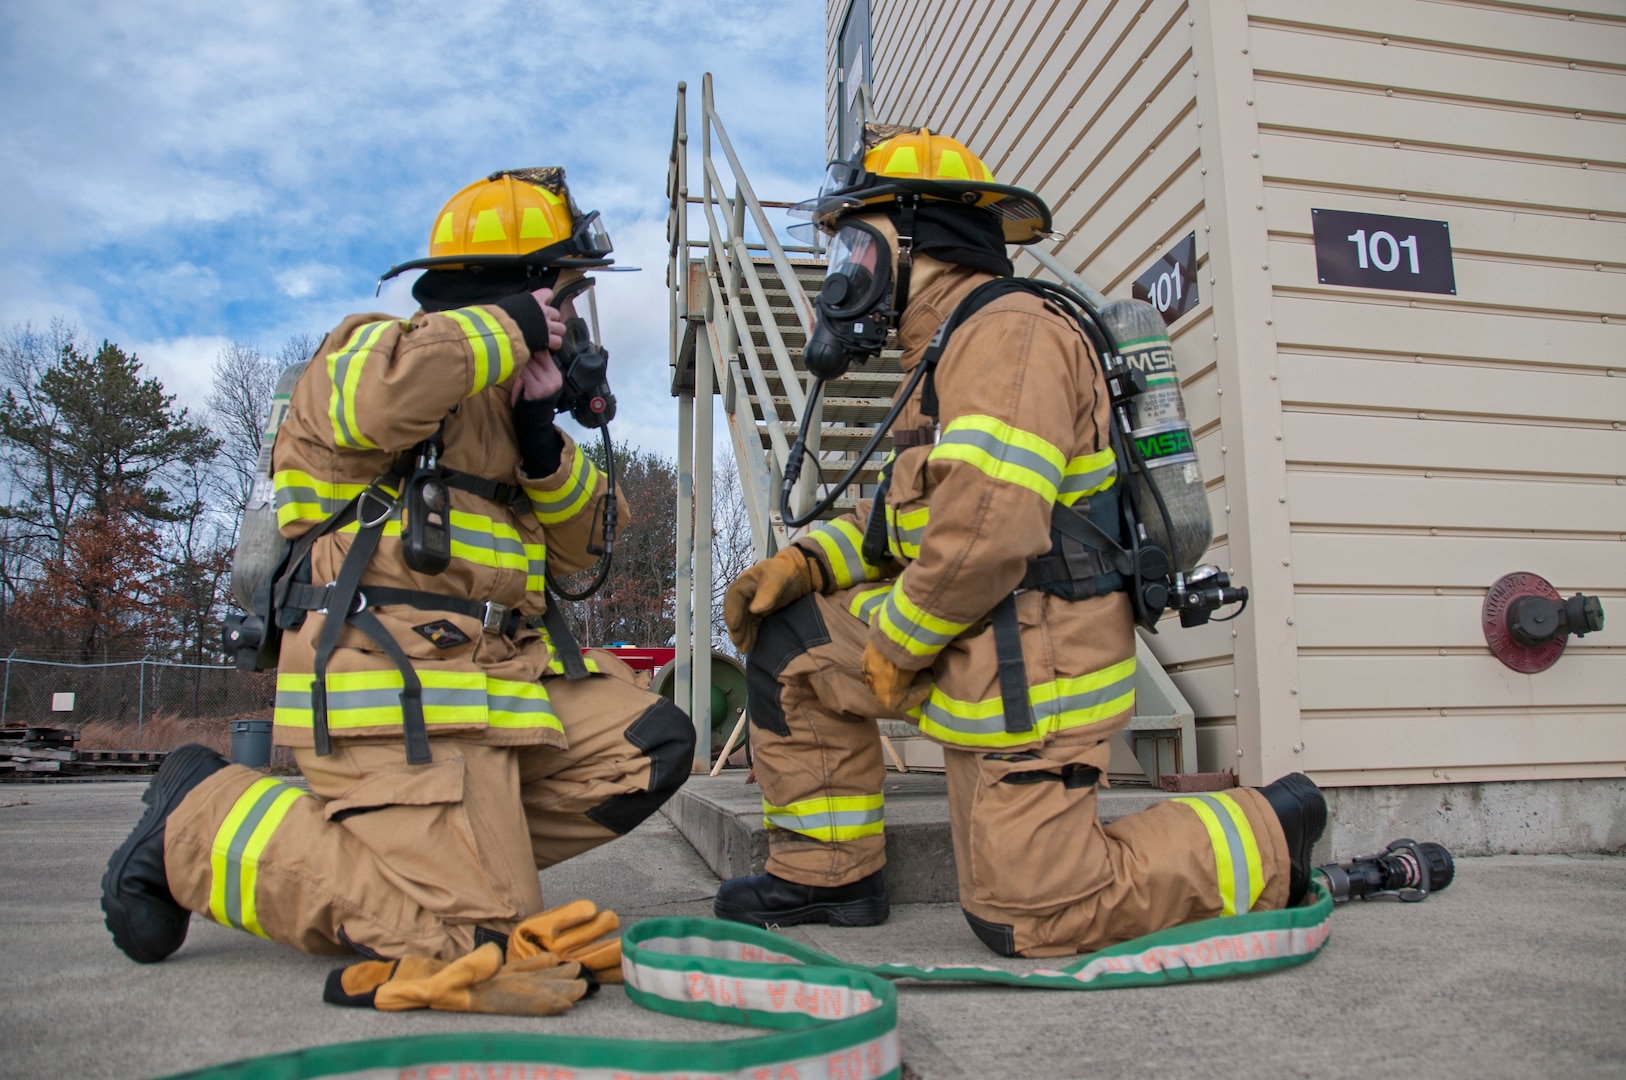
left=102, top=743, right=228, bottom=963
left=714, top=869, right=889, bottom=928
left=1258, top=772, right=1328, bottom=908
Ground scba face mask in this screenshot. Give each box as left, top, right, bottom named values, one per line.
left=803, top=222, right=896, bottom=380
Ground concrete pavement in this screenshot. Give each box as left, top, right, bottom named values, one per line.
left=1, top=781, right=1623, bottom=1079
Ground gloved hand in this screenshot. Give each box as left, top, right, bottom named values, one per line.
left=724, top=547, right=828, bottom=653
left=324, top=942, right=589, bottom=1016
left=513, top=395, right=564, bottom=478
left=861, top=641, right=932, bottom=714
left=510, top=899, right=624, bottom=984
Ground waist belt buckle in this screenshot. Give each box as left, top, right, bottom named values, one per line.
left=481, top=601, right=510, bottom=635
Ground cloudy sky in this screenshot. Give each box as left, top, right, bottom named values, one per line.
left=0, top=0, right=828, bottom=454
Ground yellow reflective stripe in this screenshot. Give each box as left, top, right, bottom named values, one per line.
left=272, top=470, right=371, bottom=528
left=876, top=580, right=972, bottom=658
left=526, top=541, right=547, bottom=593
left=911, top=656, right=1137, bottom=749
left=1173, top=793, right=1265, bottom=917
left=545, top=654, right=603, bottom=676
left=208, top=777, right=304, bottom=937
left=484, top=676, right=564, bottom=734
left=443, top=306, right=517, bottom=396
left=447, top=508, right=530, bottom=573
left=803, top=519, right=885, bottom=588
left=849, top=585, right=891, bottom=625
left=762, top=793, right=884, bottom=842
left=929, top=414, right=1064, bottom=502
left=1058, top=448, right=1119, bottom=506
left=274, top=668, right=488, bottom=730
left=884, top=502, right=929, bottom=560
left=526, top=448, right=600, bottom=523
left=237, top=787, right=302, bottom=937
left=326, top=321, right=389, bottom=450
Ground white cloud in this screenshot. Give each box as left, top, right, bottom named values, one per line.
left=274, top=263, right=344, bottom=300
left=128, top=334, right=232, bottom=418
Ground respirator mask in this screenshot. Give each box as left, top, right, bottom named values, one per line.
left=548, top=276, right=616, bottom=428
left=803, top=220, right=902, bottom=380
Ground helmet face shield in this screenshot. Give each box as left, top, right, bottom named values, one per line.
left=567, top=210, right=614, bottom=260
left=819, top=225, right=888, bottom=318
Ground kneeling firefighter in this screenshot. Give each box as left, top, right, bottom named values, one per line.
left=102, top=169, right=695, bottom=983
left=716, top=128, right=1326, bottom=957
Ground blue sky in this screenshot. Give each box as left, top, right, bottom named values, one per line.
left=0, top=0, right=828, bottom=453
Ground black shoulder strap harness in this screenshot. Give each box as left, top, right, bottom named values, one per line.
left=269, top=436, right=590, bottom=766
left=862, top=276, right=1141, bottom=735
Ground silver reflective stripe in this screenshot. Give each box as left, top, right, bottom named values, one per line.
left=222, top=783, right=287, bottom=930
left=918, top=667, right=1136, bottom=736
left=810, top=520, right=869, bottom=578
left=276, top=684, right=487, bottom=712
left=765, top=806, right=884, bottom=834
left=1188, top=793, right=1253, bottom=914
left=853, top=589, right=888, bottom=624
left=450, top=307, right=509, bottom=391
left=528, top=455, right=594, bottom=515
left=273, top=483, right=347, bottom=516
left=932, top=426, right=1063, bottom=491
left=329, top=323, right=385, bottom=449
left=1059, top=459, right=1118, bottom=502
left=486, top=691, right=555, bottom=715
left=450, top=521, right=527, bottom=561
left=878, top=595, right=960, bottom=651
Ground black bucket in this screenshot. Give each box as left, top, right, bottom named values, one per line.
left=230, top=718, right=273, bottom=768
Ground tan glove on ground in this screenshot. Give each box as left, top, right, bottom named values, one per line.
left=724, top=546, right=828, bottom=652
left=324, top=942, right=589, bottom=1016
left=861, top=641, right=933, bottom=714
left=510, top=899, right=625, bottom=984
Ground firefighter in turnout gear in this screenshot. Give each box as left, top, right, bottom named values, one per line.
left=103, top=169, right=694, bottom=966
left=715, top=129, right=1326, bottom=957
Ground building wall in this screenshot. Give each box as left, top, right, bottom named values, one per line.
left=834, top=0, right=1625, bottom=787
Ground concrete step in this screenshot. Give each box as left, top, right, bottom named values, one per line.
left=664, top=772, right=1179, bottom=905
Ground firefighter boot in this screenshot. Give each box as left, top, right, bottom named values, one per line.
left=713, top=870, right=888, bottom=928
left=1258, top=772, right=1328, bottom=908
left=102, top=743, right=228, bottom=963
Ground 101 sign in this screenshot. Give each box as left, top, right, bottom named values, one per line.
left=1311, top=208, right=1456, bottom=295
left=1132, top=232, right=1199, bottom=326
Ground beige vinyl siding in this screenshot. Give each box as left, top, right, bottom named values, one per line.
left=838, top=0, right=1625, bottom=786
left=1246, top=0, right=1626, bottom=785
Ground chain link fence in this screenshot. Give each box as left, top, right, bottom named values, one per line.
left=0, top=655, right=274, bottom=749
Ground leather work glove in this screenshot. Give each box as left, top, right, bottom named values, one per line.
left=323, top=942, right=589, bottom=1016
left=724, top=546, right=828, bottom=653
left=510, top=899, right=625, bottom=985
left=861, top=641, right=932, bottom=714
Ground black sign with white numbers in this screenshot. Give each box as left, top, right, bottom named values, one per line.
left=1132, top=232, right=1199, bottom=326
left=1312, top=208, right=1456, bottom=295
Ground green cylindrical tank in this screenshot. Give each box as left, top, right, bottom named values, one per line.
left=652, top=653, right=749, bottom=742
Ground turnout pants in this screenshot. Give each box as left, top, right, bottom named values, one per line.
left=749, top=591, right=1292, bottom=959
left=161, top=658, right=693, bottom=961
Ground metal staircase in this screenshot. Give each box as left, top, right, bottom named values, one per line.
left=665, top=75, right=1198, bottom=783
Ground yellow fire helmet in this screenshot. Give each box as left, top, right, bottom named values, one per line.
left=380, top=167, right=615, bottom=281
left=790, top=126, right=1052, bottom=244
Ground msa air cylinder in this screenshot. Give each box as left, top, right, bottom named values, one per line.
left=230, top=361, right=308, bottom=610
left=1096, top=299, right=1212, bottom=572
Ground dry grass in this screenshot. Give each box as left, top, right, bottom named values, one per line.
left=73, top=711, right=298, bottom=772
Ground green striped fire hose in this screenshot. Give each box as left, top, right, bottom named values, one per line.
left=166, top=879, right=1332, bottom=1080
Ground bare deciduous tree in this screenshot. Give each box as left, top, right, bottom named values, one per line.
left=710, top=449, right=760, bottom=657
left=206, top=334, right=320, bottom=531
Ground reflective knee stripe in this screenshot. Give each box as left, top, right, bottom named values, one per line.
left=208, top=777, right=306, bottom=938
left=1058, top=448, right=1118, bottom=506
left=802, top=518, right=886, bottom=588
left=912, top=656, right=1137, bottom=748
left=849, top=584, right=891, bottom=624
left=929, top=415, right=1065, bottom=502
left=1173, top=792, right=1266, bottom=917
left=875, top=580, right=973, bottom=659
left=762, top=794, right=884, bottom=843
left=275, top=668, right=565, bottom=737
left=441, top=306, right=517, bottom=395
left=526, top=447, right=600, bottom=524
left=326, top=321, right=391, bottom=450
